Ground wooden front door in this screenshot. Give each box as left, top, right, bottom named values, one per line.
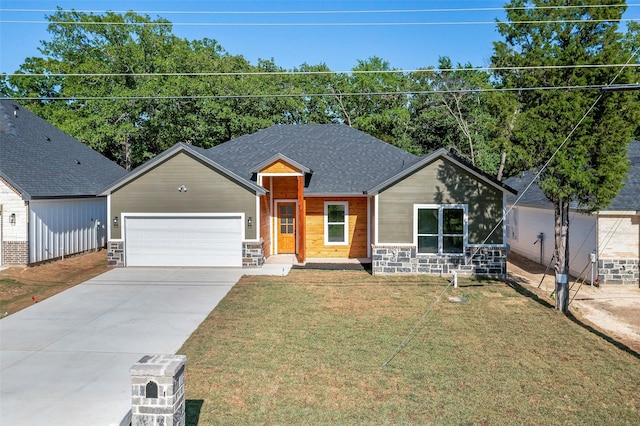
left=277, top=202, right=296, bottom=253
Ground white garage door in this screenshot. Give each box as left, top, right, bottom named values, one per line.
left=125, top=216, right=243, bottom=267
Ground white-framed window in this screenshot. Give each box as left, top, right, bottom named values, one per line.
left=414, top=204, right=467, bottom=255
left=325, top=202, right=348, bottom=245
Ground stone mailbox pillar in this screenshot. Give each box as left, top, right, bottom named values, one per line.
left=130, top=354, right=186, bottom=426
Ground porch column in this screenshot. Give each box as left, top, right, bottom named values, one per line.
left=297, top=175, right=306, bottom=263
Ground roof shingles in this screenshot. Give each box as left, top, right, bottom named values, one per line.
left=206, top=124, right=419, bottom=195
left=0, top=99, right=126, bottom=200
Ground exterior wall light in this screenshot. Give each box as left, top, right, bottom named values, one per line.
left=178, top=185, right=188, bottom=192
left=9, top=213, right=16, bottom=225
left=113, top=216, right=119, bottom=228
left=247, top=216, right=253, bottom=229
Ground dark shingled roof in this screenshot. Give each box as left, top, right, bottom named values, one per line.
left=0, top=98, right=127, bottom=200
left=205, top=124, right=419, bottom=195
left=504, top=140, right=640, bottom=211
left=605, top=140, right=640, bottom=211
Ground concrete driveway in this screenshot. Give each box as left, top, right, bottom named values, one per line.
left=0, top=264, right=289, bottom=426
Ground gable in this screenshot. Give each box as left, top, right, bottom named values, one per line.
left=377, top=157, right=505, bottom=245
left=260, top=159, right=303, bottom=174
left=109, top=151, right=259, bottom=240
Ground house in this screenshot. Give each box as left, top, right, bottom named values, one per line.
left=504, top=140, right=640, bottom=286
left=101, top=124, right=516, bottom=276
left=0, top=98, right=127, bottom=265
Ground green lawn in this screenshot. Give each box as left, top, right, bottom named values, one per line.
left=179, top=270, right=640, bottom=425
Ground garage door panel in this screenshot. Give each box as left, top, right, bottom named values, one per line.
left=125, top=216, right=242, bottom=267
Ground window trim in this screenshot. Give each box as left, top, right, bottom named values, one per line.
left=324, top=201, right=349, bottom=245
left=413, top=204, right=468, bottom=256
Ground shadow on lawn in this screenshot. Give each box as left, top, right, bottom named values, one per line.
left=186, top=400, right=203, bottom=426
left=505, top=279, right=640, bottom=360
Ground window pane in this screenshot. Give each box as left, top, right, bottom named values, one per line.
left=328, top=204, right=345, bottom=223
left=288, top=225, right=294, bottom=233
left=418, top=209, right=438, bottom=234
left=328, top=224, right=345, bottom=242
left=443, top=236, right=464, bottom=253
left=418, top=236, right=438, bottom=253
left=281, top=225, right=287, bottom=234
left=287, top=205, right=294, bottom=214
left=443, top=208, right=463, bottom=234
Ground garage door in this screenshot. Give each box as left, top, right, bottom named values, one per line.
left=125, top=216, right=243, bottom=267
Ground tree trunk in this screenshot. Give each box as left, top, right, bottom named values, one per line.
left=124, top=133, right=132, bottom=171
left=497, top=151, right=507, bottom=181
left=553, top=199, right=570, bottom=312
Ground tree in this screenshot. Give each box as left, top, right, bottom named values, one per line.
left=1, top=10, right=304, bottom=168
left=330, top=57, right=416, bottom=151
left=407, top=57, right=520, bottom=178
left=492, top=0, right=639, bottom=312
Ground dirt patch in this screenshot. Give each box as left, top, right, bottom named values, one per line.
left=508, top=252, right=640, bottom=353
left=0, top=250, right=109, bottom=316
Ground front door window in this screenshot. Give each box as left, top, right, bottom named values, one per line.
left=277, top=203, right=296, bottom=253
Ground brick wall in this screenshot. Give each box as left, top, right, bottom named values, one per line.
left=1, top=241, right=28, bottom=265
left=372, top=245, right=507, bottom=278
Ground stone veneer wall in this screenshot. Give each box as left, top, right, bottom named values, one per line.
left=243, top=240, right=265, bottom=267
left=107, top=241, right=125, bottom=267
left=106, top=240, right=264, bottom=268
left=598, top=259, right=639, bottom=285
left=372, top=245, right=507, bottom=278
left=130, top=354, right=186, bottom=426
left=1, top=241, right=29, bottom=265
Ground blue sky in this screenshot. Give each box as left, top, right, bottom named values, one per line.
left=1, top=1, right=638, bottom=74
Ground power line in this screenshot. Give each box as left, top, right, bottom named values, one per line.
left=2, top=18, right=637, bottom=26
left=3, top=84, right=626, bottom=102
left=1, top=4, right=638, bottom=15
left=3, top=63, right=639, bottom=78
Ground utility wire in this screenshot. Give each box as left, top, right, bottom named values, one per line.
left=2, top=18, right=637, bottom=26
left=5, top=84, right=637, bottom=102
left=6, top=84, right=638, bottom=101
left=2, top=4, right=638, bottom=15
left=4, top=63, right=638, bottom=78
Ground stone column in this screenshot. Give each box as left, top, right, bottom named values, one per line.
left=130, top=354, right=186, bottom=426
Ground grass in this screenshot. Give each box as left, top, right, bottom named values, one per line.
left=0, top=251, right=109, bottom=316
left=179, top=269, right=640, bottom=425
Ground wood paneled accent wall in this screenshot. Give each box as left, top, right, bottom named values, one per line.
left=305, top=197, right=368, bottom=258
left=261, top=160, right=301, bottom=174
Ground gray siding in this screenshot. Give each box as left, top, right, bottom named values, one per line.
left=378, top=158, right=504, bottom=245
left=29, top=198, right=106, bottom=263
left=110, top=152, right=257, bottom=239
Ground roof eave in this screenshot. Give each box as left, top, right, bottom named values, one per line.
left=0, top=172, right=30, bottom=201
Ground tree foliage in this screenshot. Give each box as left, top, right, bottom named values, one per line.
left=492, top=0, right=639, bottom=311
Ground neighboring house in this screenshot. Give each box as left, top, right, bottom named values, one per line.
left=504, top=140, right=640, bottom=286
left=101, top=125, right=515, bottom=276
left=0, top=98, right=127, bottom=265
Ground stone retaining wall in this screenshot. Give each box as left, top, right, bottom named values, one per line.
left=598, top=259, right=639, bottom=285
left=372, top=245, right=507, bottom=278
